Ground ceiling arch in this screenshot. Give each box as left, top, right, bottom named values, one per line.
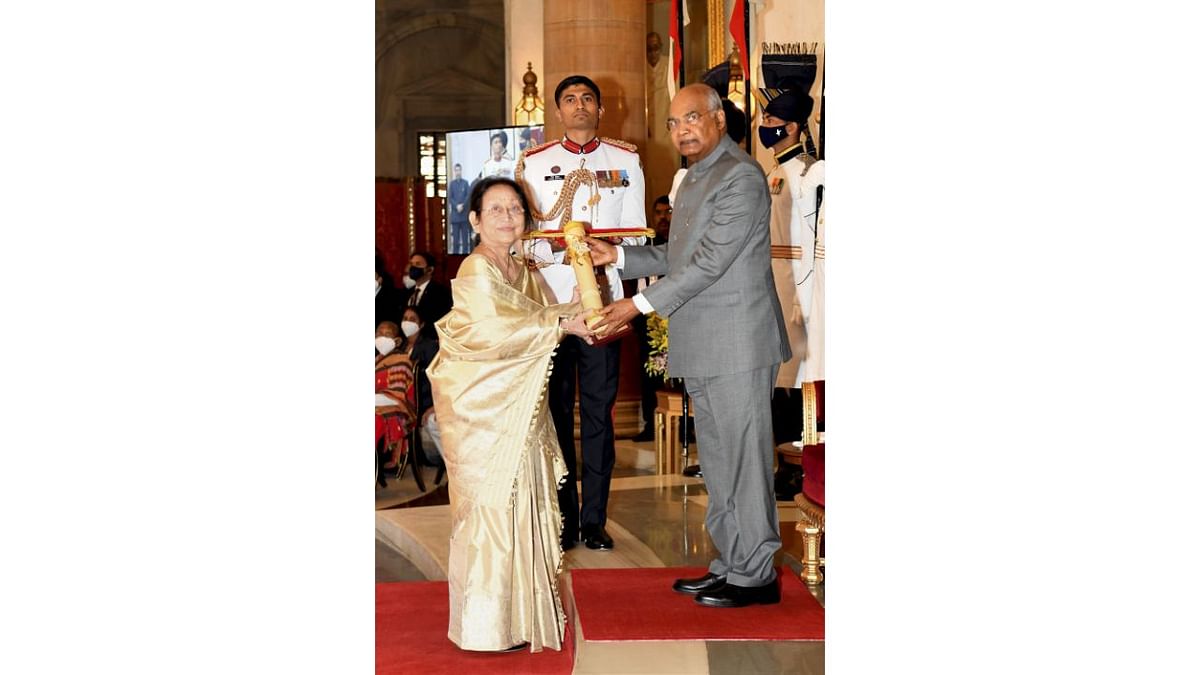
left=376, top=12, right=502, bottom=64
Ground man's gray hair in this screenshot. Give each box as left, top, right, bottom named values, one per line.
left=699, top=85, right=723, bottom=112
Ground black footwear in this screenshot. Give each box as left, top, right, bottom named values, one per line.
left=499, top=642, right=528, bottom=652
left=581, top=525, right=614, bottom=550
left=672, top=572, right=727, bottom=595
left=561, top=537, right=576, bottom=552
left=632, top=428, right=655, bottom=442
left=694, top=579, right=781, bottom=608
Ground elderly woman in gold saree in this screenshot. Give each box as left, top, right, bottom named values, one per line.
left=427, top=176, right=595, bottom=653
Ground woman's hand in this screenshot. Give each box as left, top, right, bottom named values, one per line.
left=561, top=312, right=596, bottom=344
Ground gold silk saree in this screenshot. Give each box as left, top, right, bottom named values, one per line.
left=427, top=253, right=579, bottom=652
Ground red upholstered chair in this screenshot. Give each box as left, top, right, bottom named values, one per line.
left=793, top=380, right=825, bottom=586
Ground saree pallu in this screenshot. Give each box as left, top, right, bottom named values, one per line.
left=427, top=254, right=578, bottom=652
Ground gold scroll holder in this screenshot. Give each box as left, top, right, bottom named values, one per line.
left=525, top=221, right=655, bottom=346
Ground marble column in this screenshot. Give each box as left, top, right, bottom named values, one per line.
left=543, top=0, right=646, bottom=152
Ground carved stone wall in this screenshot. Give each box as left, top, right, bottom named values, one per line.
left=376, top=0, right=507, bottom=178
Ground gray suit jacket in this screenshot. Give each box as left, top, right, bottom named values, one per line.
left=621, top=136, right=791, bottom=378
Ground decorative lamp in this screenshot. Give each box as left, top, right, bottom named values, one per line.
left=513, top=62, right=545, bottom=126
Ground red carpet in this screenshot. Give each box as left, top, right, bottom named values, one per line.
left=376, top=582, right=575, bottom=674
left=570, top=567, right=824, bottom=641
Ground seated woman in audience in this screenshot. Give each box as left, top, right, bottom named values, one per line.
left=426, top=176, right=594, bottom=653
left=402, top=306, right=442, bottom=465
left=375, top=321, right=417, bottom=479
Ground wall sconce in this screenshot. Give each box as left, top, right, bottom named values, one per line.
left=513, top=62, right=545, bottom=126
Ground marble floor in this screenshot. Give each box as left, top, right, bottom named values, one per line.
left=376, top=436, right=825, bottom=674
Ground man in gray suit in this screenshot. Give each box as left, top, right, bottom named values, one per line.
left=588, top=84, right=792, bottom=608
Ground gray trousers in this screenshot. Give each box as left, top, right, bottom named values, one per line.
left=685, top=364, right=782, bottom=587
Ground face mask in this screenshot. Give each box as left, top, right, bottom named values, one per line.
left=402, top=276, right=416, bottom=289
left=375, top=336, right=396, bottom=356
left=757, top=123, right=788, bottom=149
left=401, top=321, right=420, bottom=338
left=408, top=266, right=426, bottom=281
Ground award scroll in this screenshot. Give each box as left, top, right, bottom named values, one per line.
left=524, top=221, right=655, bottom=345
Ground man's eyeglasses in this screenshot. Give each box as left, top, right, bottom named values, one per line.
left=666, top=110, right=710, bottom=132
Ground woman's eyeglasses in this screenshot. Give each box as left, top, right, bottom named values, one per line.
left=483, top=205, right=526, bottom=219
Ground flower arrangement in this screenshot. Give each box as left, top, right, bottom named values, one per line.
left=645, top=313, right=669, bottom=378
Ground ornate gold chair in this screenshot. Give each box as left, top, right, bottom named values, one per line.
left=791, top=381, right=825, bottom=586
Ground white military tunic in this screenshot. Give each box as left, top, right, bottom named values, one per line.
left=806, top=196, right=825, bottom=382
left=767, top=148, right=824, bottom=388
left=481, top=155, right=516, bottom=180
left=517, top=137, right=646, bottom=303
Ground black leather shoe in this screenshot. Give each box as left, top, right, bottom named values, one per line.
left=672, top=572, right=727, bottom=595
left=499, top=642, right=528, bottom=652
left=632, top=428, right=656, bottom=442
left=694, top=579, right=781, bottom=608
left=561, top=537, right=576, bottom=551
left=581, top=525, right=614, bottom=550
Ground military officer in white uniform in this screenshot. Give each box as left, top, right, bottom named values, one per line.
left=516, top=74, right=646, bottom=552
left=480, top=130, right=515, bottom=180
left=756, top=88, right=824, bottom=492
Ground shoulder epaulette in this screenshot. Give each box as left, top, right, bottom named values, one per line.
left=600, top=137, right=638, bottom=154
left=517, top=140, right=559, bottom=185
left=520, top=139, right=560, bottom=160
